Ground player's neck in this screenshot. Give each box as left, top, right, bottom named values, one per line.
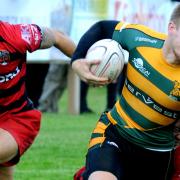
left=162, top=40, right=180, bottom=66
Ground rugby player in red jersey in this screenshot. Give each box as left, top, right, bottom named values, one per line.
left=0, top=21, right=76, bottom=179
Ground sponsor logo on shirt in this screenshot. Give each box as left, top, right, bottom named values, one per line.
left=0, top=67, right=20, bottom=83
left=132, top=58, right=150, bottom=77
left=135, top=37, right=157, bottom=44
left=0, top=50, right=10, bottom=66
left=170, top=80, right=180, bottom=101
left=125, top=79, right=178, bottom=119
left=30, top=25, right=40, bottom=45
left=21, top=24, right=32, bottom=45
left=21, top=24, right=40, bottom=46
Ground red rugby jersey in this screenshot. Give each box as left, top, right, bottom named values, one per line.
left=0, top=21, right=42, bottom=114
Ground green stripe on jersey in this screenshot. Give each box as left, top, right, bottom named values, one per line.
left=125, top=78, right=179, bottom=119
left=116, top=123, right=175, bottom=150
left=120, top=95, right=160, bottom=129
left=99, top=113, right=110, bottom=125
left=110, top=106, right=128, bottom=126
left=129, top=49, right=174, bottom=96
left=113, top=29, right=164, bottom=51
left=91, top=133, right=103, bottom=139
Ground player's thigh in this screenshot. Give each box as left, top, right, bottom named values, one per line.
left=0, top=128, right=18, bottom=163
left=0, top=109, right=41, bottom=166
left=124, top=146, right=174, bottom=180
left=83, top=143, right=124, bottom=180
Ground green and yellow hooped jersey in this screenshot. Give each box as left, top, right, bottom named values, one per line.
left=108, top=22, right=180, bottom=150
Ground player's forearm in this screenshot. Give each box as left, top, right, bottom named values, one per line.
left=39, top=27, right=76, bottom=58
left=54, top=30, right=76, bottom=58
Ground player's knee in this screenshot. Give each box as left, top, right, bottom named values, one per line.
left=0, top=129, right=18, bottom=163
left=88, top=171, right=117, bottom=180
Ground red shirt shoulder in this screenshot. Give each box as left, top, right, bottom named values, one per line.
left=0, top=21, right=42, bottom=53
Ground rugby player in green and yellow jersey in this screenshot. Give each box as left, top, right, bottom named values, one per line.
left=71, top=4, right=180, bottom=180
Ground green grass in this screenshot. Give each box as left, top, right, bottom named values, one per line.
left=14, top=86, right=107, bottom=180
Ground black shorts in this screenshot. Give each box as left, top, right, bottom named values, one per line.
left=83, top=113, right=174, bottom=180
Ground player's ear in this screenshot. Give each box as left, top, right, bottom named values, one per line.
left=168, top=21, right=176, bottom=33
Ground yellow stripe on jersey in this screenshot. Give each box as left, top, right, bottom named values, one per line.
left=115, top=22, right=166, bottom=40
left=93, top=121, right=110, bottom=134
left=107, top=112, right=118, bottom=125
left=115, top=22, right=125, bottom=31
left=89, top=137, right=106, bottom=149
left=123, top=86, right=175, bottom=125
left=115, top=101, right=146, bottom=130
left=127, top=64, right=180, bottom=110
left=137, top=47, right=180, bottom=80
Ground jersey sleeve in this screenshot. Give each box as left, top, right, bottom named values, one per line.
left=112, top=22, right=166, bottom=51
left=112, top=22, right=136, bottom=51
left=0, top=21, right=42, bottom=53
left=71, top=20, right=118, bottom=64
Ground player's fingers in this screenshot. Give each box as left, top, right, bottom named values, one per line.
left=88, top=79, right=109, bottom=86
left=89, top=73, right=108, bottom=81
left=80, top=78, right=87, bottom=83
left=85, top=75, right=105, bottom=81
left=88, top=80, right=109, bottom=86
left=87, top=59, right=101, bottom=66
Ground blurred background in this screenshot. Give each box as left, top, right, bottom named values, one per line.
left=0, top=0, right=178, bottom=60
left=0, top=0, right=179, bottom=179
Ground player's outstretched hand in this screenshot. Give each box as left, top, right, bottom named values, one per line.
left=174, top=119, right=180, bottom=146
left=72, top=59, right=109, bottom=86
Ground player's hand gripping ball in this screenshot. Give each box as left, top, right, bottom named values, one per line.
left=86, top=39, right=125, bottom=81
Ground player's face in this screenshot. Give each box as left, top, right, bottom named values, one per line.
left=169, top=21, right=180, bottom=62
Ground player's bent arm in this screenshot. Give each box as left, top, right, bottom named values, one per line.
left=71, top=20, right=118, bottom=84
left=71, top=20, right=118, bottom=64
left=40, top=27, right=76, bottom=58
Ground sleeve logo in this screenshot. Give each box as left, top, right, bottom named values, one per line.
left=20, top=24, right=32, bottom=45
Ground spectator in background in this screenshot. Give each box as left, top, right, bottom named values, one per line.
left=38, top=64, right=68, bottom=112
left=38, top=1, right=73, bottom=113
left=0, top=21, right=75, bottom=179
left=80, top=81, right=118, bottom=113
left=26, top=63, right=49, bottom=108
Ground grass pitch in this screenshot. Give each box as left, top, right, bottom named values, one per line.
left=15, top=86, right=107, bottom=180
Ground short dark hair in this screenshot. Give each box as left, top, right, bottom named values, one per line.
left=170, top=4, right=180, bottom=25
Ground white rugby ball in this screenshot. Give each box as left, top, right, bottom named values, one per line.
left=85, top=39, right=125, bottom=81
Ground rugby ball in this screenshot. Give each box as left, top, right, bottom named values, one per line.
left=85, top=39, right=125, bottom=81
